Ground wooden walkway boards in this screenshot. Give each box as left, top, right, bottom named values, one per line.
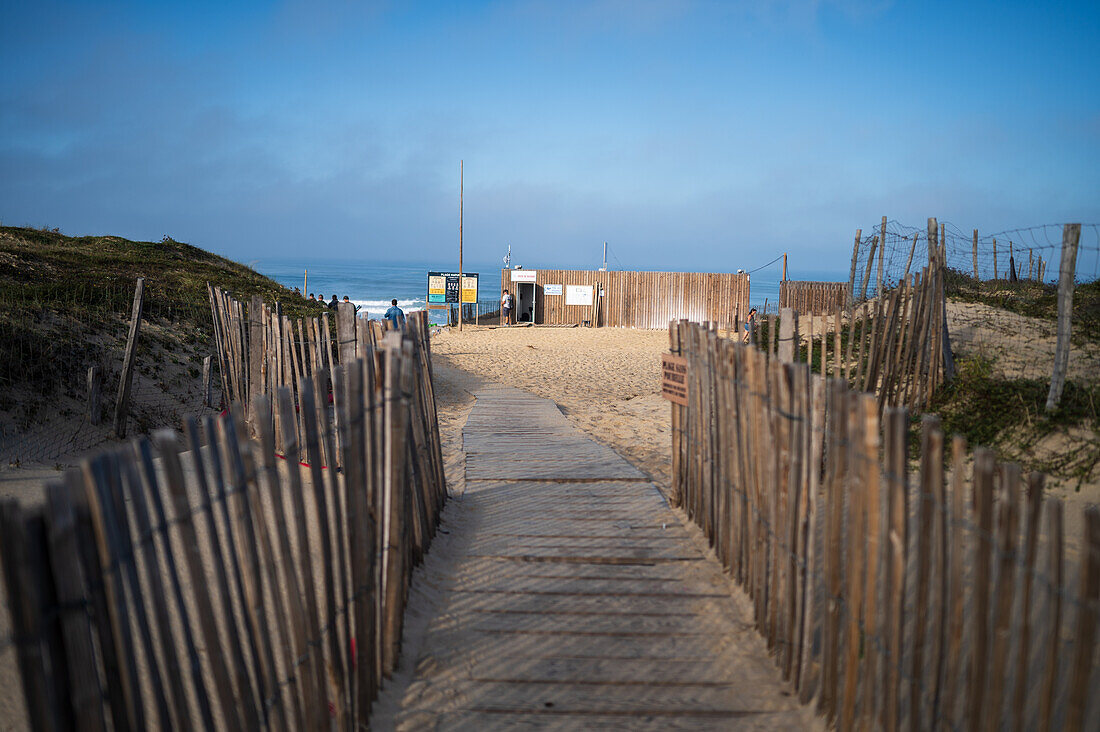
left=375, top=385, right=818, bottom=730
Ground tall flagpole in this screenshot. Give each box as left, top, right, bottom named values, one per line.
left=459, top=160, right=464, bottom=331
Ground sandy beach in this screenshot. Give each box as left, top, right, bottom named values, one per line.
left=430, top=326, right=675, bottom=493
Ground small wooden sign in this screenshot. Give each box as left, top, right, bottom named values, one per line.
left=661, top=353, right=688, bottom=405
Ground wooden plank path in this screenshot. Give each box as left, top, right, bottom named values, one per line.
left=375, top=385, right=818, bottom=730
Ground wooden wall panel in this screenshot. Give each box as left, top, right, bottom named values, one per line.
left=779, top=281, right=847, bottom=316
left=500, top=269, right=752, bottom=329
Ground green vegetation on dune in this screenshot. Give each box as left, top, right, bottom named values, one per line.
left=0, top=226, right=323, bottom=324
left=0, top=226, right=329, bottom=415
left=927, top=355, right=1100, bottom=488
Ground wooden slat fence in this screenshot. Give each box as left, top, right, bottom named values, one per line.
left=670, top=318, right=1099, bottom=731
left=747, top=220, right=954, bottom=412
left=0, top=309, right=446, bottom=731
left=778, top=280, right=847, bottom=316
left=207, top=286, right=437, bottom=466
left=501, top=269, right=750, bottom=328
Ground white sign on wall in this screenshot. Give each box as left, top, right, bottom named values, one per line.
left=565, top=284, right=594, bottom=306
left=544, top=284, right=563, bottom=296
left=510, top=269, right=537, bottom=283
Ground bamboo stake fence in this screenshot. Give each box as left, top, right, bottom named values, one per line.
left=0, top=307, right=446, bottom=730
left=747, top=220, right=955, bottom=412
left=669, top=318, right=1099, bottom=731
left=206, top=286, right=441, bottom=467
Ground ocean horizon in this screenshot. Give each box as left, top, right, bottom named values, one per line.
left=255, top=258, right=850, bottom=321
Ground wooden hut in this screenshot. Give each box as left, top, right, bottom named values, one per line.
left=500, top=269, right=750, bottom=328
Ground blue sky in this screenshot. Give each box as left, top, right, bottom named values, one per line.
left=2, top=0, right=1098, bottom=274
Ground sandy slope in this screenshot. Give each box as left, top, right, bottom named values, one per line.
left=946, top=300, right=1100, bottom=382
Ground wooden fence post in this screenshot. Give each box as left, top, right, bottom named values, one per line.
left=1012, top=472, right=1044, bottom=731
left=884, top=407, right=908, bottom=732
left=670, top=322, right=683, bottom=507
left=860, top=236, right=878, bottom=301
left=1045, top=223, right=1081, bottom=411
left=878, top=215, right=887, bottom=295
left=993, top=238, right=999, bottom=281
left=0, top=502, right=57, bottom=730
left=1039, top=499, right=1064, bottom=731
left=847, top=229, right=862, bottom=309
left=902, top=232, right=918, bottom=283
left=202, top=355, right=213, bottom=407
left=778, top=308, right=797, bottom=363
left=113, top=277, right=144, bottom=438
left=969, top=447, right=996, bottom=728
left=44, top=482, right=107, bottom=731
left=973, top=229, right=979, bottom=279
left=247, top=295, right=263, bottom=431
left=86, top=365, right=102, bottom=425
left=984, top=463, right=1021, bottom=731
left=1065, top=507, right=1099, bottom=731
left=382, top=334, right=410, bottom=675
left=911, top=415, right=941, bottom=731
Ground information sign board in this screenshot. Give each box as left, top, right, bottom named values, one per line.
left=660, top=354, right=688, bottom=405
left=544, top=283, right=563, bottom=296
left=428, top=274, right=446, bottom=303
left=427, top=271, right=478, bottom=304
left=510, top=269, right=537, bottom=283
left=461, top=275, right=479, bottom=304
left=565, top=284, right=593, bottom=306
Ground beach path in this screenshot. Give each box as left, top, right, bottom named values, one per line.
left=373, top=382, right=818, bottom=730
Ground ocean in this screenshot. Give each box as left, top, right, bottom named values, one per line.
left=257, top=259, right=503, bottom=319
left=255, top=259, right=849, bottom=320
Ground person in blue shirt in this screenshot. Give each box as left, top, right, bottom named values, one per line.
left=384, top=299, right=406, bottom=330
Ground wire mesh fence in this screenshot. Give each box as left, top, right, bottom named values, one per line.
left=848, top=219, right=1100, bottom=387
left=0, top=279, right=219, bottom=467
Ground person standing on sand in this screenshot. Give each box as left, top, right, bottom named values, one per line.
left=385, top=298, right=406, bottom=330
left=742, top=307, right=758, bottom=344
left=501, top=289, right=513, bottom=326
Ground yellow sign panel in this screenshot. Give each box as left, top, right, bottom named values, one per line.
left=461, top=276, right=478, bottom=303
left=428, top=275, right=445, bottom=295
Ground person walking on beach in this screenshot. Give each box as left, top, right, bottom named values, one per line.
left=742, top=307, right=758, bottom=344
left=385, top=298, right=406, bottom=330
left=501, top=289, right=513, bottom=326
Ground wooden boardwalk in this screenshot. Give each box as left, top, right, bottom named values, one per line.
left=375, top=385, right=817, bottom=730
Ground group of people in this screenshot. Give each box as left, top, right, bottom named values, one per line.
left=293, top=290, right=406, bottom=329
left=304, top=292, right=352, bottom=310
